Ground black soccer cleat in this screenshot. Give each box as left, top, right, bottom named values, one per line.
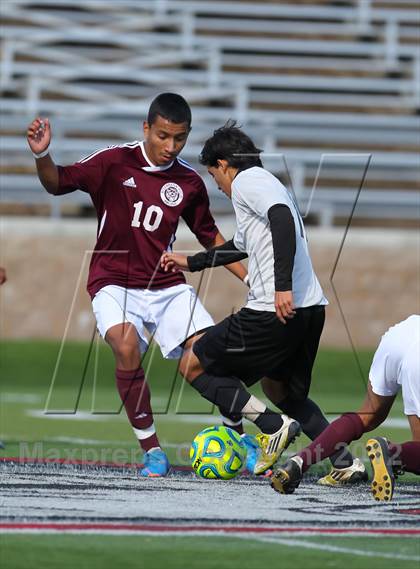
left=366, top=437, right=395, bottom=502
left=271, top=458, right=303, bottom=494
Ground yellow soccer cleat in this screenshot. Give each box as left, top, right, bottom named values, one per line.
left=254, top=415, right=301, bottom=475
left=366, top=437, right=395, bottom=502
left=317, top=458, right=368, bottom=486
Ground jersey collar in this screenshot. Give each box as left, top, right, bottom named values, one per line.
left=139, top=141, right=175, bottom=172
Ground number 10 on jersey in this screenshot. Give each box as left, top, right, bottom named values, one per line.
left=131, top=201, right=163, bottom=232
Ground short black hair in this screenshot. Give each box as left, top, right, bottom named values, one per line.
left=147, top=92, right=192, bottom=127
left=199, top=120, right=263, bottom=169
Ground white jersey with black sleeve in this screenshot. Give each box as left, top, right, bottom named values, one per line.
left=231, top=166, right=328, bottom=311
left=369, top=314, right=420, bottom=417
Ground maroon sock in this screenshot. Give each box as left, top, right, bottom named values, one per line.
left=116, top=368, right=160, bottom=453
left=298, top=413, right=365, bottom=473
left=388, top=441, right=420, bottom=475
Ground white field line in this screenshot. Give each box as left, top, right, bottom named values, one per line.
left=0, top=434, right=186, bottom=450
left=2, top=394, right=43, bottom=403
left=1, top=528, right=419, bottom=560
left=251, top=535, right=420, bottom=562
left=24, top=409, right=409, bottom=429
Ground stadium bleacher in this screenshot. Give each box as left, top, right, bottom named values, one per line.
left=0, top=0, right=419, bottom=225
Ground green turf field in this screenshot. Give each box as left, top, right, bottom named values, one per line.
left=1, top=340, right=418, bottom=569
left=1, top=534, right=419, bottom=569
left=0, top=340, right=411, bottom=465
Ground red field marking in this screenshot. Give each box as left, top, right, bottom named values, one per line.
left=399, top=509, right=420, bottom=516
left=1, top=522, right=419, bottom=536
left=0, top=456, right=141, bottom=468
left=0, top=456, right=192, bottom=471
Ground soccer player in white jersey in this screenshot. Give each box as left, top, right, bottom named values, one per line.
left=272, top=315, right=420, bottom=500
left=161, top=121, right=362, bottom=478
left=26, top=94, right=255, bottom=477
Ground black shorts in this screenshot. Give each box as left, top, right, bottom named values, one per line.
left=192, top=305, right=325, bottom=400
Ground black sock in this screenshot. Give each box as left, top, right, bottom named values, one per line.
left=191, top=373, right=284, bottom=434
left=254, top=412, right=284, bottom=435
left=191, top=373, right=251, bottom=414
left=219, top=407, right=244, bottom=435
left=279, top=397, right=354, bottom=469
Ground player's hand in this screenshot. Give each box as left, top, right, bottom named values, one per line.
left=160, top=252, right=190, bottom=273
left=0, top=267, right=6, bottom=285
left=274, top=291, right=296, bottom=324
left=27, top=117, right=51, bottom=155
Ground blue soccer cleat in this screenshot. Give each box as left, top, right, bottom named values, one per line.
left=241, top=433, right=261, bottom=473
left=139, top=448, right=170, bottom=477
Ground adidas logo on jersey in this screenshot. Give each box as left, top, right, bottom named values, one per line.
left=123, top=177, right=137, bottom=188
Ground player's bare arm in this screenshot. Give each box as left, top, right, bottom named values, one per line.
left=27, top=117, right=59, bottom=194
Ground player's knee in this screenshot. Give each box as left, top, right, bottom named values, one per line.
left=261, top=377, right=288, bottom=406
left=179, top=350, right=202, bottom=383
left=111, top=341, right=140, bottom=368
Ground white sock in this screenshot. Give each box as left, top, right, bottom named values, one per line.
left=146, top=446, right=161, bottom=454
left=132, top=423, right=156, bottom=440
left=241, top=395, right=267, bottom=422
left=291, top=455, right=303, bottom=470
left=222, top=415, right=243, bottom=427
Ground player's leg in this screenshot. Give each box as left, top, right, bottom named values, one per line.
left=184, top=332, right=261, bottom=471
left=92, top=286, right=168, bottom=477
left=149, top=284, right=255, bottom=467
left=271, top=384, right=395, bottom=494
left=269, top=305, right=361, bottom=486
left=262, top=378, right=353, bottom=464
left=184, top=332, right=246, bottom=438
left=182, top=309, right=303, bottom=473
left=390, top=415, right=420, bottom=473
left=179, top=345, right=300, bottom=474
left=262, top=377, right=365, bottom=484
left=367, top=353, right=420, bottom=500
left=390, top=414, right=420, bottom=474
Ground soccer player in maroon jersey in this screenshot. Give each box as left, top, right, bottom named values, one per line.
left=26, top=93, right=252, bottom=477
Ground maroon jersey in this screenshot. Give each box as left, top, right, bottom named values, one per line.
left=57, top=141, right=218, bottom=298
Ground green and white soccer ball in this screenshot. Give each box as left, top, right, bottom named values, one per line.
left=190, top=425, right=246, bottom=480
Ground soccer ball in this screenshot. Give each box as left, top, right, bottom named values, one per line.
left=190, top=426, right=246, bottom=480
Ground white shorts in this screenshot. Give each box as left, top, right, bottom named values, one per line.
left=369, top=318, right=420, bottom=417
left=92, top=284, right=214, bottom=359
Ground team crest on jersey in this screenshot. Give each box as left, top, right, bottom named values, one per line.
left=160, top=183, right=183, bottom=207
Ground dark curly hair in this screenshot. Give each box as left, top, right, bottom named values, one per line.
left=199, top=120, right=263, bottom=170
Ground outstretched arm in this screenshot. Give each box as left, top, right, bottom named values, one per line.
left=161, top=239, right=248, bottom=274
left=27, top=117, right=59, bottom=194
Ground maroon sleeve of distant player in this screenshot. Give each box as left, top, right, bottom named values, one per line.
left=56, top=149, right=109, bottom=195
left=182, top=177, right=218, bottom=248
